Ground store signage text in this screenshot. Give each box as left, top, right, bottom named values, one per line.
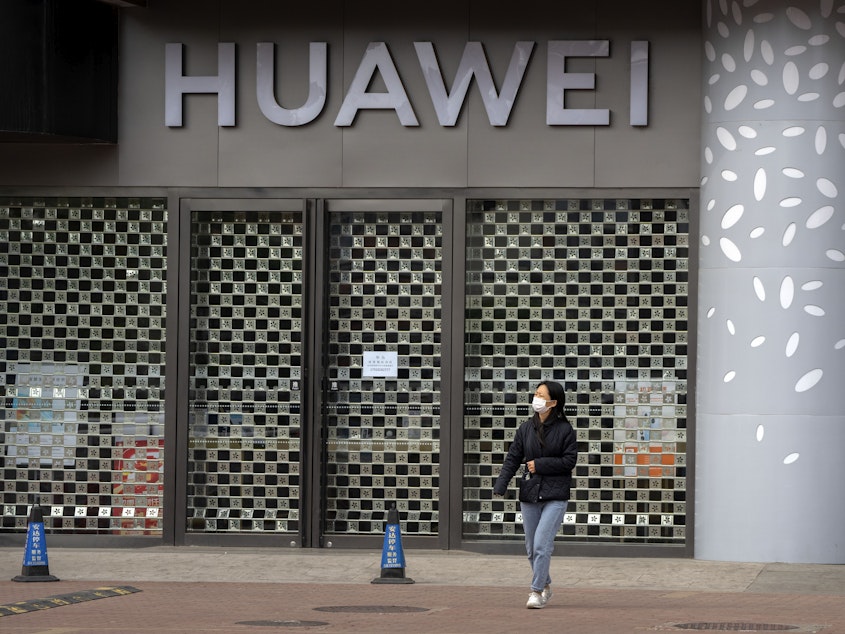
left=165, top=40, right=650, bottom=128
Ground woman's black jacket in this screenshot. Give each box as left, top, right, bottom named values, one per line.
left=493, top=412, right=578, bottom=502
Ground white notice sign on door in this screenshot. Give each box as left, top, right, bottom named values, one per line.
left=362, top=351, right=398, bottom=377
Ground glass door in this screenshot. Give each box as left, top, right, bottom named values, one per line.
left=182, top=200, right=306, bottom=542
left=320, top=200, right=448, bottom=546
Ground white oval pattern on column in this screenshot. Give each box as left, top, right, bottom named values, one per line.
left=817, top=178, right=838, bottom=198
left=725, top=85, right=748, bottom=109
left=717, top=127, right=738, bottom=149
left=806, top=205, right=834, bottom=228
left=786, top=332, right=800, bottom=356
left=795, top=368, right=823, bottom=391
left=783, top=61, right=800, bottom=93
left=782, top=222, right=797, bottom=246
left=780, top=276, right=794, bottom=308
left=786, top=6, right=813, bottom=29
left=753, top=276, right=766, bottom=300
left=722, top=204, right=744, bottom=228
left=719, top=237, right=742, bottom=261
left=753, top=168, right=767, bottom=200
left=815, top=126, right=828, bottom=154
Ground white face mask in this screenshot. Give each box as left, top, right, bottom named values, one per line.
left=531, top=396, right=550, bottom=414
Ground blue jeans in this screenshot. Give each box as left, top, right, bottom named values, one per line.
left=520, top=499, right=568, bottom=592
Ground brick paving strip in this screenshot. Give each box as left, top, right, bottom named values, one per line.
left=0, top=582, right=839, bottom=634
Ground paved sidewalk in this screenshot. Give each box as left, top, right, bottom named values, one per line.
left=1, top=547, right=843, bottom=633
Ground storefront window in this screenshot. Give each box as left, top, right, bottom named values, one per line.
left=463, top=198, right=690, bottom=543
left=0, top=197, right=167, bottom=534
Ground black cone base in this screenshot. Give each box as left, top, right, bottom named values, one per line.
left=12, top=563, right=59, bottom=582
left=13, top=574, right=60, bottom=582
left=371, top=568, right=415, bottom=584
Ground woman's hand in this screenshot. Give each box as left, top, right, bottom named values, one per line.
left=527, top=460, right=536, bottom=474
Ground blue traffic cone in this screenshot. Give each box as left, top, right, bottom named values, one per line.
left=371, top=503, right=414, bottom=584
left=12, top=504, right=59, bottom=582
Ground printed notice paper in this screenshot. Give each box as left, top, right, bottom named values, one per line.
left=362, top=351, right=398, bottom=377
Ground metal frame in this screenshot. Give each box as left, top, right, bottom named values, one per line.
left=454, top=189, right=699, bottom=559
left=175, top=197, right=308, bottom=548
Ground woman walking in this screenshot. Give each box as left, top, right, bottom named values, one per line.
left=493, top=380, right=578, bottom=608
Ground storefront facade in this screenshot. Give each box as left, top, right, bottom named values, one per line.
left=0, top=0, right=842, bottom=563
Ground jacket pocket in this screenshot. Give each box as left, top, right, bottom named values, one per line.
left=518, top=470, right=541, bottom=503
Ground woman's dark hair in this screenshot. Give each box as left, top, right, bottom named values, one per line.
left=538, top=380, right=568, bottom=422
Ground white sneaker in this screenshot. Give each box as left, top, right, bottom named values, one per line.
left=541, top=585, right=552, bottom=604
left=526, top=591, right=545, bottom=609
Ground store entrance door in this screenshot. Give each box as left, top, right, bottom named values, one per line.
left=176, top=197, right=453, bottom=548
left=317, top=199, right=451, bottom=548
left=180, top=199, right=308, bottom=544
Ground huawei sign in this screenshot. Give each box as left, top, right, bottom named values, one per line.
left=165, top=40, right=650, bottom=129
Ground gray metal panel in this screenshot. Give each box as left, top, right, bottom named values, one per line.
left=217, top=1, right=344, bottom=187
left=0, top=145, right=118, bottom=186
left=118, top=0, right=220, bottom=186
left=182, top=197, right=304, bottom=212
left=339, top=1, right=469, bottom=187
left=325, top=198, right=446, bottom=212
left=595, top=0, right=702, bottom=187
left=466, top=2, right=598, bottom=187
left=695, top=413, right=845, bottom=563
